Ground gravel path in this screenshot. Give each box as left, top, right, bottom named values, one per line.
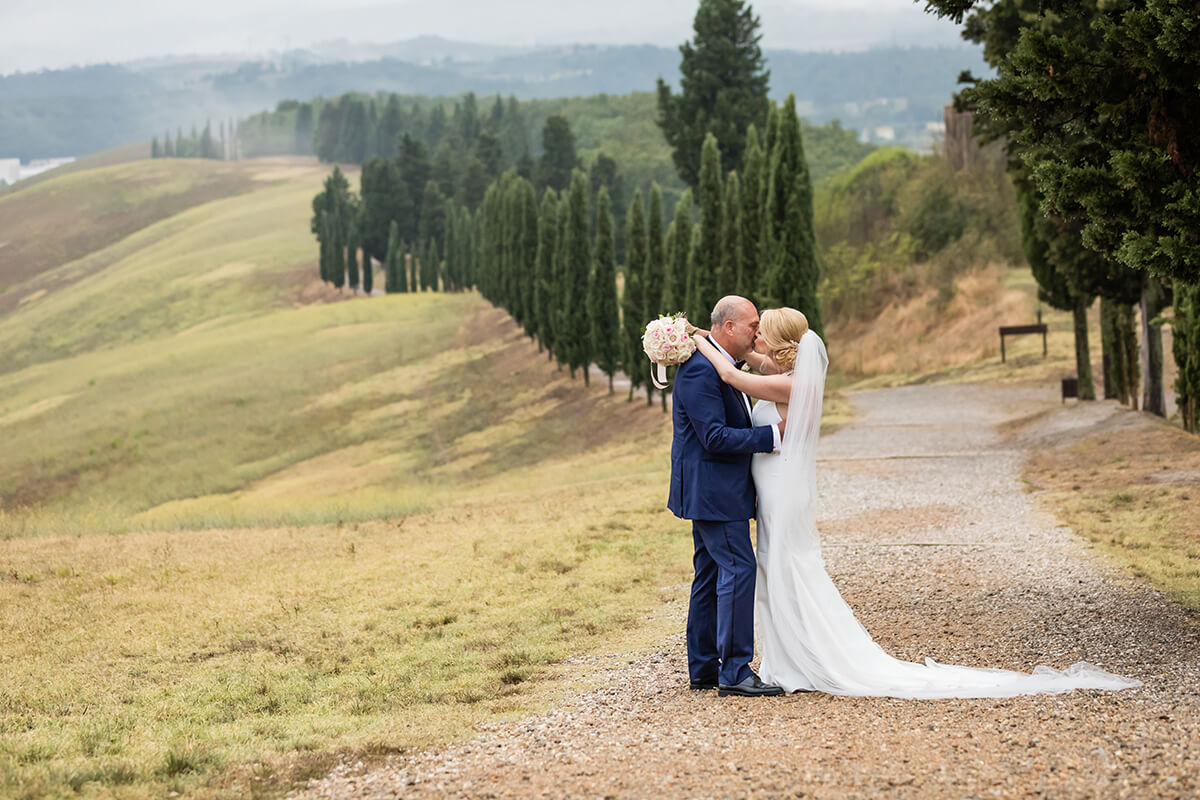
left=296, top=384, right=1200, bottom=799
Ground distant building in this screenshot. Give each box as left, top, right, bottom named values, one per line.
left=873, top=126, right=896, bottom=142
left=0, top=158, right=18, bottom=186
left=0, top=157, right=75, bottom=186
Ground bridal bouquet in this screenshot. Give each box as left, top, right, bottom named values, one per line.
left=643, top=314, right=695, bottom=389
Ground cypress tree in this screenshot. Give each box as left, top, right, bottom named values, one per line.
left=329, top=211, right=346, bottom=290
left=424, top=238, right=440, bottom=291
left=347, top=222, right=360, bottom=292
left=722, top=170, right=743, bottom=300
left=662, top=220, right=678, bottom=313
left=760, top=94, right=821, bottom=336
left=443, top=201, right=458, bottom=291
left=667, top=190, right=693, bottom=316
left=536, top=116, right=579, bottom=193
left=563, top=171, right=591, bottom=382
left=623, top=188, right=648, bottom=401
left=688, top=133, right=723, bottom=323
left=517, top=179, right=540, bottom=340
left=318, top=210, right=331, bottom=283
left=645, top=184, right=666, bottom=313
left=590, top=186, right=621, bottom=393
left=535, top=189, right=559, bottom=355
left=151, top=137, right=160, bottom=158
left=1173, top=282, right=1200, bottom=434
left=362, top=252, right=374, bottom=295
left=656, top=0, right=770, bottom=186
left=688, top=224, right=703, bottom=323
left=739, top=124, right=764, bottom=297
left=384, top=221, right=403, bottom=293
left=553, top=195, right=572, bottom=369
left=1017, top=187, right=1097, bottom=401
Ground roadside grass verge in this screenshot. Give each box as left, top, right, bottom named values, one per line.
left=1020, top=407, right=1200, bottom=609
left=0, top=450, right=690, bottom=799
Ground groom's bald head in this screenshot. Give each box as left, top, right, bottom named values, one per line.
left=710, top=296, right=760, bottom=360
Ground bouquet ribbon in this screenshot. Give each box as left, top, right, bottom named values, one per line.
left=651, top=363, right=670, bottom=390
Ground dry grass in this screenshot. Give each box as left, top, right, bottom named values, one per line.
left=1017, top=406, right=1200, bottom=609
left=0, top=451, right=690, bottom=799
left=0, top=159, right=275, bottom=309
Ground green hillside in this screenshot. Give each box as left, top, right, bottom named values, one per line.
left=0, top=157, right=684, bottom=799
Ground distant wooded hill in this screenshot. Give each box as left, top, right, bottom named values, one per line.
left=0, top=41, right=986, bottom=160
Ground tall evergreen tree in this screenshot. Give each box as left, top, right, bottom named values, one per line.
left=329, top=210, right=346, bottom=290
left=423, top=238, right=440, bottom=291
left=516, top=179, right=540, bottom=340
left=362, top=252, right=374, bottom=295
left=623, top=188, right=648, bottom=401
left=535, top=189, right=560, bottom=355
left=645, top=184, right=666, bottom=315
left=739, top=123, right=764, bottom=296
left=151, top=137, right=160, bottom=158
left=662, top=221, right=678, bottom=313
left=385, top=220, right=404, bottom=293
left=760, top=95, right=822, bottom=335
left=1173, top=282, right=1200, bottom=434
left=667, top=190, right=693, bottom=315
left=318, top=210, right=331, bottom=283
left=418, top=180, right=448, bottom=253
left=590, top=186, right=621, bottom=393
left=563, top=171, right=592, bottom=381
left=553, top=197, right=572, bottom=369
left=536, top=116, right=579, bottom=193
left=347, top=222, right=360, bottom=292
left=1018, top=189, right=1096, bottom=399
left=656, top=0, right=770, bottom=186
left=722, top=170, right=743, bottom=299
left=688, top=133, right=723, bottom=322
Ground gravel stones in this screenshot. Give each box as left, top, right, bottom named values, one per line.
left=294, top=383, right=1200, bottom=799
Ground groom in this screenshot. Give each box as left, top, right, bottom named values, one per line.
left=669, top=296, right=784, bottom=698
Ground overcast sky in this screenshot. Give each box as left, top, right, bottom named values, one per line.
left=0, top=0, right=966, bottom=74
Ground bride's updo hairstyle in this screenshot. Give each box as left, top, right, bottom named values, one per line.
left=759, top=307, right=809, bottom=371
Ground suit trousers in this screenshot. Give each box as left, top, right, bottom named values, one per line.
left=687, top=518, right=756, bottom=686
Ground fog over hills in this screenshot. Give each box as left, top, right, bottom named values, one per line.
left=0, top=0, right=963, bottom=75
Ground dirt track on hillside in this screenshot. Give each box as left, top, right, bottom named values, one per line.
left=295, top=384, right=1200, bottom=799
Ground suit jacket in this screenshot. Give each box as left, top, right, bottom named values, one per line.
left=668, top=345, right=775, bottom=521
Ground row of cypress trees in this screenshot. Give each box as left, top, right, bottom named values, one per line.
left=309, top=100, right=823, bottom=408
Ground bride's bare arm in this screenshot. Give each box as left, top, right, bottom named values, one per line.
left=692, top=334, right=793, bottom=404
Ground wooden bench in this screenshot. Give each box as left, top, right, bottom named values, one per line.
left=999, top=324, right=1048, bottom=363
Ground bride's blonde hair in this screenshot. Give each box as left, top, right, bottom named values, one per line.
left=759, top=307, right=809, bottom=371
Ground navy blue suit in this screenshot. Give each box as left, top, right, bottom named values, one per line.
left=668, top=344, right=775, bottom=686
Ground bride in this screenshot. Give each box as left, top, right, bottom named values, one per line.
left=692, top=307, right=1140, bottom=698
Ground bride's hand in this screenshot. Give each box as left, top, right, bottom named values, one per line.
left=692, top=333, right=734, bottom=378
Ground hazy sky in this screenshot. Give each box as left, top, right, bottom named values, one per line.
left=0, top=0, right=965, bottom=74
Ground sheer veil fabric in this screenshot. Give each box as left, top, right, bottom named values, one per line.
left=750, top=330, right=1140, bottom=698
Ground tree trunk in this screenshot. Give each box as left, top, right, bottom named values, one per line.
left=1100, top=297, right=1119, bottom=400
left=1140, top=276, right=1167, bottom=416
left=1073, top=300, right=1096, bottom=401
left=609, top=375, right=614, bottom=395
left=1119, top=303, right=1140, bottom=409
left=646, top=382, right=654, bottom=406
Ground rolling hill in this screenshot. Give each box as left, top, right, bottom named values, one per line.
left=0, top=155, right=685, bottom=798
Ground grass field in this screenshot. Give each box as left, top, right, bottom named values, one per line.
left=0, top=155, right=696, bottom=798
left=2, top=150, right=1192, bottom=799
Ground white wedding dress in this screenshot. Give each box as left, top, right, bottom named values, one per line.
left=749, top=331, right=1140, bottom=698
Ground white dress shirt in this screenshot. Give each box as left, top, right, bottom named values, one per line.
left=710, top=338, right=782, bottom=452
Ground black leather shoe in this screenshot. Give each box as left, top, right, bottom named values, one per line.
left=718, top=673, right=784, bottom=697
left=689, top=677, right=718, bottom=691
